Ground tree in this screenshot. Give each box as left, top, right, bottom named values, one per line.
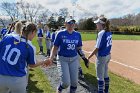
left=78, top=17, right=96, bottom=30
left=48, top=14, right=57, bottom=28
left=56, top=16, right=65, bottom=26
left=27, top=3, right=42, bottom=22
left=37, top=9, right=52, bottom=24
left=59, top=8, right=69, bottom=19
left=17, top=0, right=43, bottom=22
left=0, top=18, right=5, bottom=27
left=1, top=2, right=19, bottom=21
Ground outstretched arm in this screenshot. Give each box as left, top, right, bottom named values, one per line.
left=29, top=59, right=51, bottom=68
left=88, top=48, right=98, bottom=60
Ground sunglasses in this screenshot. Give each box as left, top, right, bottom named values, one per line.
left=67, top=21, right=75, bottom=24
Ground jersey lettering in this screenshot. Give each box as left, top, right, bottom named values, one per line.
left=2, top=45, right=21, bottom=65
left=67, top=44, right=75, bottom=50
left=107, top=35, right=112, bottom=47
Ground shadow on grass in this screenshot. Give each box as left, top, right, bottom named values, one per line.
left=78, top=73, right=98, bottom=93
left=27, top=73, right=44, bottom=93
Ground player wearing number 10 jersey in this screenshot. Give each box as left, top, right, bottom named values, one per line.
left=0, top=22, right=51, bottom=93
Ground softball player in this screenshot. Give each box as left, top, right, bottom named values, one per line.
left=48, top=19, right=88, bottom=93
left=37, top=24, right=44, bottom=55
left=0, top=27, right=7, bottom=39
left=0, top=22, right=51, bottom=93
left=44, top=25, right=51, bottom=57
left=51, top=28, right=56, bottom=48
left=88, top=15, right=112, bottom=93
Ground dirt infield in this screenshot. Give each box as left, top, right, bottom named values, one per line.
left=83, top=40, right=140, bottom=85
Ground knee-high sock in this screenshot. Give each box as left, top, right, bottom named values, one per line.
left=98, top=80, right=104, bottom=93
left=70, top=86, right=77, bottom=93
left=58, top=84, right=64, bottom=92
left=104, top=77, right=110, bottom=93
left=79, top=67, right=83, bottom=76
left=40, top=46, right=43, bottom=52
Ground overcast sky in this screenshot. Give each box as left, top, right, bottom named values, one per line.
left=1, top=0, right=140, bottom=20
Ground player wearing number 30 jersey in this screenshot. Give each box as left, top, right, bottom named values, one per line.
left=88, top=15, right=112, bottom=93
left=48, top=19, right=88, bottom=93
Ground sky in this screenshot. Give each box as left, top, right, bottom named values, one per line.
left=1, top=0, right=140, bottom=20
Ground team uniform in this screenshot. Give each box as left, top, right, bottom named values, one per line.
left=51, top=31, right=56, bottom=48
left=0, top=34, right=36, bottom=93
left=37, top=28, right=44, bottom=54
left=95, top=30, right=112, bottom=93
left=45, top=30, right=51, bottom=57
left=0, top=28, right=7, bottom=39
left=54, top=30, right=82, bottom=93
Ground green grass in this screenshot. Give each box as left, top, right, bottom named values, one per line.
left=28, top=37, right=54, bottom=93
left=32, top=36, right=47, bottom=53
left=81, top=33, right=140, bottom=40
left=29, top=34, right=140, bottom=93
left=80, top=60, right=140, bottom=93
left=28, top=67, right=55, bottom=93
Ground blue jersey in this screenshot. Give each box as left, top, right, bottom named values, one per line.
left=51, top=32, right=56, bottom=43
left=95, top=30, right=112, bottom=56
left=54, top=30, right=82, bottom=57
left=1, top=28, right=7, bottom=37
left=37, top=29, right=43, bottom=37
left=0, top=34, right=36, bottom=77
left=46, top=30, right=51, bottom=39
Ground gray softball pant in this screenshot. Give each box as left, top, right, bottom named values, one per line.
left=45, top=39, right=51, bottom=50
left=37, top=37, right=43, bottom=47
left=95, top=54, right=111, bottom=81
left=57, top=55, right=79, bottom=88
left=0, top=75, right=27, bottom=93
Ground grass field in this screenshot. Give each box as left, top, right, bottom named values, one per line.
left=81, top=33, right=140, bottom=41
left=80, top=60, right=140, bottom=93
left=29, top=33, right=140, bottom=93
left=28, top=68, right=54, bottom=93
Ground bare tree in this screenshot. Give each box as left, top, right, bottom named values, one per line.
left=1, top=2, right=19, bottom=21
left=59, top=8, right=69, bottom=19
left=37, top=9, right=52, bottom=23
left=16, top=0, right=29, bottom=20
left=0, top=18, right=5, bottom=27
left=17, top=0, right=43, bottom=22
left=27, top=3, right=43, bottom=22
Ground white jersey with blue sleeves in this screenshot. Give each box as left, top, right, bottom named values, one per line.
left=54, top=30, right=82, bottom=57
left=95, top=30, right=112, bottom=56
left=0, top=34, right=36, bottom=77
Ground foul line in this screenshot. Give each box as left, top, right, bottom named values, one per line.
left=83, top=50, right=140, bottom=71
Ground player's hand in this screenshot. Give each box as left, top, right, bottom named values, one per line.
left=82, top=57, right=89, bottom=68
left=42, top=59, right=52, bottom=67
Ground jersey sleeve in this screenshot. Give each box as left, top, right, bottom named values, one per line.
left=27, top=44, right=37, bottom=65
left=95, top=31, right=105, bottom=48
left=0, top=36, right=7, bottom=51
left=77, top=33, right=82, bottom=47
left=54, top=32, right=61, bottom=47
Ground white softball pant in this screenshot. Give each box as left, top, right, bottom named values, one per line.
left=57, top=55, right=79, bottom=88
left=0, top=75, right=27, bottom=93
left=96, top=54, right=111, bottom=81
